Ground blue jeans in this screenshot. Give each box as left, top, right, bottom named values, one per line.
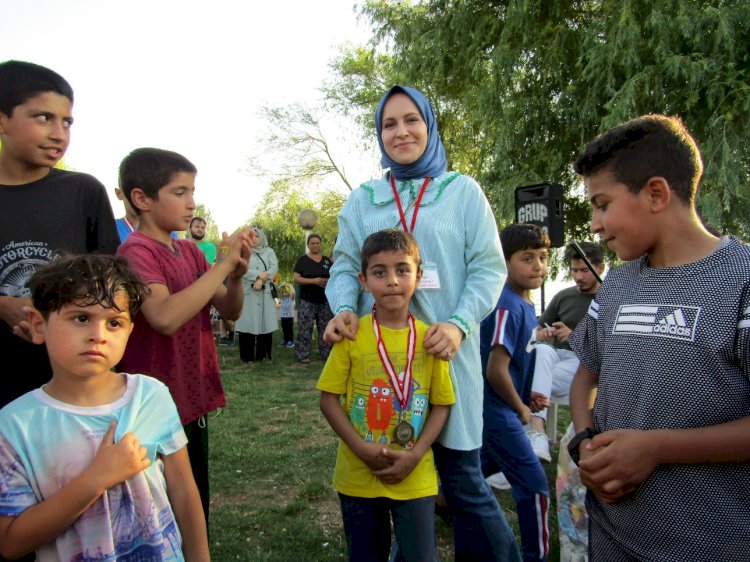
left=433, top=443, right=522, bottom=561
left=339, top=493, right=439, bottom=562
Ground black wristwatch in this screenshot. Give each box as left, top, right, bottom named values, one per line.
left=568, top=427, right=598, bottom=466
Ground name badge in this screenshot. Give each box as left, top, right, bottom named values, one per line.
left=418, top=262, right=441, bottom=289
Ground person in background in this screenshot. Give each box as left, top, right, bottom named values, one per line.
left=0, top=60, right=119, bottom=411
left=277, top=282, right=296, bottom=348
left=235, top=227, right=279, bottom=364
left=293, top=233, right=334, bottom=365
left=114, top=186, right=139, bottom=243
left=188, top=217, right=217, bottom=265
left=480, top=223, right=551, bottom=562
left=526, top=241, right=606, bottom=462
left=323, top=84, right=519, bottom=561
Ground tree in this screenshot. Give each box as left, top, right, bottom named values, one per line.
left=247, top=179, right=345, bottom=280
left=254, top=103, right=363, bottom=193
left=327, top=0, right=750, bottom=239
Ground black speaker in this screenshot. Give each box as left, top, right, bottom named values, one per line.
left=514, top=183, right=565, bottom=247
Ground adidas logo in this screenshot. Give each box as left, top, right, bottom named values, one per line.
left=614, top=304, right=700, bottom=342
left=652, top=308, right=691, bottom=336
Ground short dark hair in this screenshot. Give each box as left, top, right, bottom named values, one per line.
left=190, top=217, right=206, bottom=228
left=0, top=60, right=74, bottom=116
left=564, top=241, right=604, bottom=266
left=573, top=114, right=703, bottom=205
left=501, top=224, right=550, bottom=260
left=30, top=254, right=149, bottom=320
left=118, top=148, right=197, bottom=215
left=361, top=229, right=420, bottom=273
left=307, top=233, right=322, bottom=244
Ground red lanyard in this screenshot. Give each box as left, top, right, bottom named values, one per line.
left=371, top=306, right=416, bottom=410
left=390, top=176, right=431, bottom=234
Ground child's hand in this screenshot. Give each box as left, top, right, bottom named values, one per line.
left=0, top=299, right=34, bottom=343
left=516, top=404, right=532, bottom=425
left=86, top=423, right=151, bottom=491
left=530, top=391, right=550, bottom=413
left=372, top=448, right=419, bottom=485
left=578, top=429, right=659, bottom=504
left=218, top=229, right=251, bottom=280
left=357, top=442, right=395, bottom=471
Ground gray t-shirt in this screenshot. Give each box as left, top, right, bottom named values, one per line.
left=570, top=237, right=750, bottom=561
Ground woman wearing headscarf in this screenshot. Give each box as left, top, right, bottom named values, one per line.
left=236, top=227, right=278, bottom=363
left=324, top=86, right=519, bottom=560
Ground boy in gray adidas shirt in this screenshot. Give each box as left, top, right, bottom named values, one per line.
left=568, top=114, right=750, bottom=561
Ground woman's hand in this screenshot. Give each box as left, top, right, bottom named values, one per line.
left=252, top=279, right=264, bottom=291
left=424, top=322, right=463, bottom=361
left=323, top=311, right=358, bottom=343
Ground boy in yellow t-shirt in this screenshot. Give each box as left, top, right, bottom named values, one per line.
left=317, top=229, right=454, bottom=562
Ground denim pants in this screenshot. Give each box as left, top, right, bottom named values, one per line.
left=338, top=493, right=439, bottom=562
left=433, top=442, right=522, bottom=561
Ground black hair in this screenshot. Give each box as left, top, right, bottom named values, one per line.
left=30, top=254, right=149, bottom=320
left=0, top=60, right=74, bottom=116
left=307, top=233, right=322, bottom=244
left=573, top=114, right=703, bottom=206
left=360, top=229, right=420, bottom=273
left=500, top=224, right=551, bottom=260
left=118, top=147, right=197, bottom=215
left=564, top=241, right=604, bottom=266
left=190, top=217, right=206, bottom=228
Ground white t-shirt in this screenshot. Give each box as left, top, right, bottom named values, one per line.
left=0, top=374, right=187, bottom=561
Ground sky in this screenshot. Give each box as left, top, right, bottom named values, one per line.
left=3, top=0, right=377, bottom=231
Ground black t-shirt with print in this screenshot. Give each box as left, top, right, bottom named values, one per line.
left=0, top=169, right=119, bottom=407
left=294, top=254, right=332, bottom=304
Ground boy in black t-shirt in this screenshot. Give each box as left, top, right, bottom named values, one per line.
left=0, top=60, right=119, bottom=407
left=569, top=115, right=750, bottom=560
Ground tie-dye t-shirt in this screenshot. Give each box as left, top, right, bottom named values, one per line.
left=0, top=374, right=187, bottom=561
left=317, top=314, right=454, bottom=500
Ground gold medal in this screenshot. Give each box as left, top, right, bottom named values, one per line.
left=394, top=420, right=415, bottom=446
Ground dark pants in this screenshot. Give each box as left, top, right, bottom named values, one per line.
left=281, top=317, right=294, bottom=343
left=433, top=443, right=522, bottom=561
left=481, top=405, right=550, bottom=561
left=238, top=332, right=273, bottom=362
left=184, top=416, right=210, bottom=524
left=339, top=493, right=439, bottom=562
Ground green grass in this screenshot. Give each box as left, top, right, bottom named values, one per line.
left=210, top=341, right=571, bottom=561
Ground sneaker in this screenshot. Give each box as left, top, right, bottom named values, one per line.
left=218, top=338, right=234, bottom=346
left=485, top=472, right=511, bottom=490
left=527, top=430, right=552, bottom=462
left=286, top=342, right=295, bottom=349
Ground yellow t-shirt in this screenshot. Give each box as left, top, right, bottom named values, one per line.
left=316, top=314, right=455, bottom=500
